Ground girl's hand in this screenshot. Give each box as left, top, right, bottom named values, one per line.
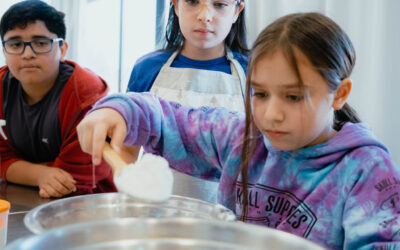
left=77, top=108, right=127, bottom=166
left=38, top=167, right=76, bottom=198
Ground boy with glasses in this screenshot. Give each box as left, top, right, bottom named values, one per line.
left=0, top=0, right=117, bottom=198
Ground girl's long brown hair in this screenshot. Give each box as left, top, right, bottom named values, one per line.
left=239, top=12, right=361, bottom=220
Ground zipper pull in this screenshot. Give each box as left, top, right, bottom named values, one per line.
left=0, top=119, right=7, bottom=140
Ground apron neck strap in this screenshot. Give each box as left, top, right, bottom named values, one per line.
left=165, top=48, right=246, bottom=101
left=164, top=50, right=180, bottom=67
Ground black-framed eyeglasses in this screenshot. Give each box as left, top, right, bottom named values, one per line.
left=1, top=38, right=64, bottom=55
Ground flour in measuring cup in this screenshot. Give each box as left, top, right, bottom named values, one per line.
left=114, top=153, right=173, bottom=202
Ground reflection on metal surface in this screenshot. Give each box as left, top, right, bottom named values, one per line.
left=7, top=217, right=326, bottom=250
left=0, top=180, right=51, bottom=213
left=171, top=170, right=218, bottom=204
left=0, top=181, right=54, bottom=245
left=24, top=193, right=236, bottom=234
left=7, top=213, right=31, bottom=246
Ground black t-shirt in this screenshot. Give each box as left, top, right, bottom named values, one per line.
left=2, top=62, right=74, bottom=163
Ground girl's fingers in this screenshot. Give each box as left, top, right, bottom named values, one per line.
left=77, top=108, right=127, bottom=165
left=110, top=121, right=127, bottom=153
left=92, top=123, right=108, bottom=165
left=77, top=110, right=108, bottom=163
left=77, top=116, right=94, bottom=155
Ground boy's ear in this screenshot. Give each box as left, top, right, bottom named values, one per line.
left=171, top=0, right=179, bottom=17
left=59, top=41, right=68, bottom=61
left=332, top=78, right=352, bottom=110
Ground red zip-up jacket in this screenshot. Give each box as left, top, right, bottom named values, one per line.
left=0, top=60, right=117, bottom=194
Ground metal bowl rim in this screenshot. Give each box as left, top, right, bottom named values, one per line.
left=24, top=193, right=236, bottom=234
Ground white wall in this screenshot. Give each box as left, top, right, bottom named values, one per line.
left=54, top=0, right=157, bottom=94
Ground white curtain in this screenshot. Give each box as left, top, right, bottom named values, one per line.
left=246, top=0, right=400, bottom=165
left=50, top=0, right=80, bottom=61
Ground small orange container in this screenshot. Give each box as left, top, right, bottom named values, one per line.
left=0, top=199, right=10, bottom=247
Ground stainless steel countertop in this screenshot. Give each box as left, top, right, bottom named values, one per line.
left=0, top=179, right=55, bottom=246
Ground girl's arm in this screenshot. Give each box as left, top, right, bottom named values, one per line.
left=78, top=92, right=245, bottom=181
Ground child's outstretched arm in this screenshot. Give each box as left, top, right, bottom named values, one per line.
left=77, top=92, right=244, bottom=182
left=77, top=108, right=127, bottom=166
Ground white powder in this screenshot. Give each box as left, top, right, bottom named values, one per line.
left=114, top=154, right=173, bottom=202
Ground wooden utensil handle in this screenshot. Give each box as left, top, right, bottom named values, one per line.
left=102, top=142, right=127, bottom=176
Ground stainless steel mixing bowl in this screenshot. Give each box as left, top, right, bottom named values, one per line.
left=24, top=193, right=236, bottom=234
left=9, top=217, right=325, bottom=250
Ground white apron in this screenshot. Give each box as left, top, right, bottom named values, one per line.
left=151, top=49, right=246, bottom=112
left=149, top=50, right=247, bottom=203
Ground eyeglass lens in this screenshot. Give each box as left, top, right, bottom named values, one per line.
left=4, top=39, right=54, bottom=54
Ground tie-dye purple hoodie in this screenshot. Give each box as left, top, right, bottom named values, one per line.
left=91, top=92, right=400, bottom=250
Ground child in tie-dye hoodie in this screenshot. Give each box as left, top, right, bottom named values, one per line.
left=77, top=13, right=400, bottom=249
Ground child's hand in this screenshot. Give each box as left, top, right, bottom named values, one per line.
left=77, top=108, right=127, bottom=166
left=38, top=167, right=76, bottom=198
